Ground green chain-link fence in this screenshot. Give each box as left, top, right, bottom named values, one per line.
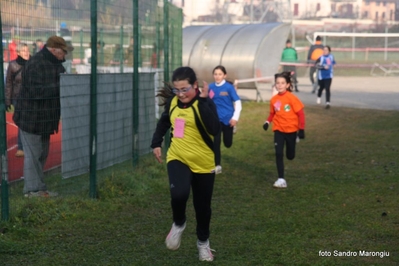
left=0, top=0, right=182, bottom=220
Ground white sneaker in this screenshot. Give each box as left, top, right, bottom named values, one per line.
left=316, top=97, right=321, bottom=104
left=273, top=178, right=287, bottom=188
left=325, top=102, right=330, bottom=109
left=165, top=222, right=186, bottom=250
left=197, top=240, right=215, bottom=261
left=215, top=165, right=222, bottom=174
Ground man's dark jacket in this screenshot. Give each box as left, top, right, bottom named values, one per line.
left=13, top=45, right=65, bottom=135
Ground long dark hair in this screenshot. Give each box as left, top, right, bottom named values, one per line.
left=274, top=71, right=293, bottom=92
left=156, top=66, right=198, bottom=106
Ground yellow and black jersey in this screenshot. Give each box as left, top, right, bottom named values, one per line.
left=151, top=93, right=220, bottom=173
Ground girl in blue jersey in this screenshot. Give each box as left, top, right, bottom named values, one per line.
left=209, top=65, right=242, bottom=174
left=151, top=67, right=220, bottom=261
left=316, top=45, right=336, bottom=109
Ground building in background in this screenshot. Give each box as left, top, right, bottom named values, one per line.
left=330, top=0, right=397, bottom=21
left=360, top=0, right=397, bottom=21
left=330, top=0, right=363, bottom=19
left=171, top=0, right=399, bottom=25
left=170, top=0, right=292, bottom=26
left=290, top=0, right=332, bottom=18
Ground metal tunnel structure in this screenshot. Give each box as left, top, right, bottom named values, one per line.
left=183, top=23, right=291, bottom=90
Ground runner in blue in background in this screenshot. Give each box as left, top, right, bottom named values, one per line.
left=316, top=45, right=336, bottom=109
left=209, top=65, right=242, bottom=175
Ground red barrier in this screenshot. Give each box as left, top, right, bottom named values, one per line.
left=6, top=113, right=61, bottom=182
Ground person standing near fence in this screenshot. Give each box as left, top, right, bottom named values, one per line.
left=316, top=45, right=336, bottom=109
left=125, top=37, right=134, bottom=66
left=84, top=41, right=105, bottom=65
left=263, top=72, right=305, bottom=188
left=5, top=43, right=31, bottom=157
left=307, top=36, right=324, bottom=93
left=209, top=65, right=242, bottom=175
left=32, top=39, right=44, bottom=55
left=110, top=44, right=124, bottom=65
left=281, top=39, right=299, bottom=92
left=151, top=66, right=220, bottom=261
left=13, top=36, right=73, bottom=198
left=151, top=43, right=158, bottom=68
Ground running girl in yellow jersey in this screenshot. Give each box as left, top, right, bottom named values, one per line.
left=151, top=66, right=220, bottom=261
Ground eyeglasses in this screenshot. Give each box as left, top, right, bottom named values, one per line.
left=172, top=86, right=192, bottom=94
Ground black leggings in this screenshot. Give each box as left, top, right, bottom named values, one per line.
left=167, top=160, right=215, bottom=242
left=274, top=131, right=297, bottom=179
left=214, top=122, right=234, bottom=165
left=318, top=78, right=332, bottom=103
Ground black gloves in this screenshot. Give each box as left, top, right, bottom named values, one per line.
left=263, top=122, right=269, bottom=131
left=298, top=129, right=305, bottom=139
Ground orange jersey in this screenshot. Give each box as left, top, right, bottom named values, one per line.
left=269, top=91, right=304, bottom=133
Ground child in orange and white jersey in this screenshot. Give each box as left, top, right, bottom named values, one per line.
left=263, top=72, right=305, bottom=188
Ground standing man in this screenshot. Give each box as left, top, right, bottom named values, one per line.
left=281, top=39, right=299, bottom=92
left=13, top=36, right=73, bottom=198
left=307, top=36, right=324, bottom=93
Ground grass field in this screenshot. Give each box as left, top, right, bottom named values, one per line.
left=1, top=102, right=398, bottom=265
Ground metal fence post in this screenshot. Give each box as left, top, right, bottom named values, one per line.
left=163, top=0, right=170, bottom=152
left=0, top=12, right=9, bottom=221
left=80, top=29, right=84, bottom=64
left=156, top=21, right=160, bottom=68
left=120, top=25, right=124, bottom=73
left=89, top=0, right=98, bottom=198
left=132, top=0, right=139, bottom=166
left=163, top=0, right=169, bottom=83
